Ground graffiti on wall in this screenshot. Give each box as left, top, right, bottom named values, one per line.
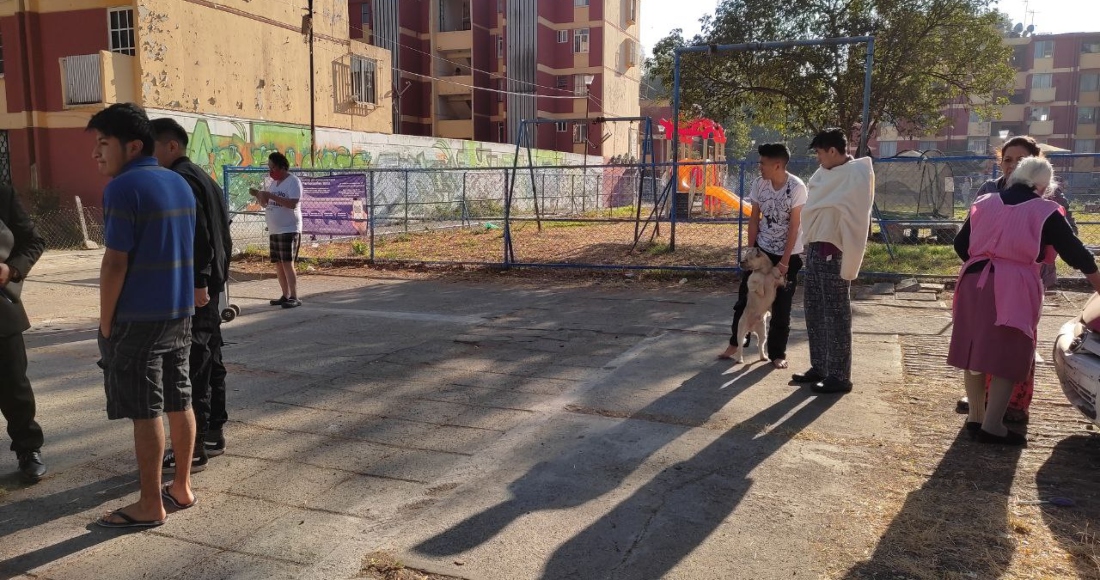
left=149, top=109, right=578, bottom=180
left=144, top=109, right=584, bottom=211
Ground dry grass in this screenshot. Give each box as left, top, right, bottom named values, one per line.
left=825, top=294, right=1100, bottom=579
left=360, top=551, right=466, bottom=580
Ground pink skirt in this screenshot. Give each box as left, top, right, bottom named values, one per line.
left=947, top=270, right=1036, bottom=383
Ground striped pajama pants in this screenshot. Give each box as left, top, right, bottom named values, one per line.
left=804, top=243, right=852, bottom=382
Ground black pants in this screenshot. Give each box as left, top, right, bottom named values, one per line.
left=0, top=332, right=44, bottom=454
left=729, top=247, right=803, bottom=361
left=190, top=292, right=227, bottom=440
left=804, top=243, right=852, bottom=381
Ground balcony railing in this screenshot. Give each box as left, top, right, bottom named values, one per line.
left=61, top=54, right=102, bottom=106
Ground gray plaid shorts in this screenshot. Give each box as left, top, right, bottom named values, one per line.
left=269, top=233, right=301, bottom=263
left=98, top=318, right=192, bottom=420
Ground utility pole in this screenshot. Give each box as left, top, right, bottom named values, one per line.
left=306, top=0, right=316, bottom=167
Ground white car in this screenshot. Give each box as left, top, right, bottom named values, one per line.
left=1052, top=293, right=1100, bottom=426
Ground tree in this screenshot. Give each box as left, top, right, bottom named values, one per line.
left=646, top=0, right=1016, bottom=152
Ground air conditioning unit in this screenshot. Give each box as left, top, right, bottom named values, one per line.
left=625, top=40, right=638, bottom=67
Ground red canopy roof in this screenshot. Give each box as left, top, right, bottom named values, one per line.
left=658, top=118, right=727, bottom=144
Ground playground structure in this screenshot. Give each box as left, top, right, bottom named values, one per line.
left=658, top=118, right=752, bottom=219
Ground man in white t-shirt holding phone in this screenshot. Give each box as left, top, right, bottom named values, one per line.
left=250, top=152, right=303, bottom=308
left=719, top=143, right=807, bottom=369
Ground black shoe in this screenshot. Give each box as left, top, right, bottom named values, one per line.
left=975, top=428, right=1027, bottom=446
left=965, top=421, right=982, bottom=436
left=956, top=397, right=970, bottom=414
left=270, top=296, right=288, bottom=306
left=811, top=377, right=853, bottom=394
left=17, top=451, right=47, bottom=483
left=282, top=297, right=302, bottom=309
left=163, top=448, right=208, bottom=475
left=204, top=433, right=226, bottom=458
left=792, top=369, right=826, bottom=383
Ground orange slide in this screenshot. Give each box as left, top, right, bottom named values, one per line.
left=676, top=162, right=752, bottom=217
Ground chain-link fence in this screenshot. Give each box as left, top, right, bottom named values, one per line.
left=23, top=153, right=1100, bottom=277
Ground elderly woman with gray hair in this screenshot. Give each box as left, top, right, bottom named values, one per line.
left=948, top=157, right=1100, bottom=445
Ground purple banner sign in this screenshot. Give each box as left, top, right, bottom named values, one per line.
left=299, top=174, right=369, bottom=237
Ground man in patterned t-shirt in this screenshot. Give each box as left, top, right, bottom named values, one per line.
left=719, top=143, right=808, bottom=369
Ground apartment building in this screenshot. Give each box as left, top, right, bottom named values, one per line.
left=874, top=31, right=1100, bottom=162
left=350, top=0, right=642, bottom=160
left=0, top=0, right=392, bottom=204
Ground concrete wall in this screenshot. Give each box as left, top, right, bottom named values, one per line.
left=598, top=0, right=642, bottom=160
left=135, top=0, right=392, bottom=134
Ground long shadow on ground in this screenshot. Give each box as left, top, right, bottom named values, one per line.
left=415, top=355, right=841, bottom=578
left=844, top=430, right=1023, bottom=578
left=1037, top=434, right=1100, bottom=578
left=0, top=473, right=138, bottom=577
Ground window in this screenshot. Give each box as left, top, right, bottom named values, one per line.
left=1031, top=73, right=1053, bottom=89
left=497, top=35, right=503, bottom=58
left=574, top=0, right=590, bottom=5
left=361, top=3, right=372, bottom=28
left=1076, top=139, right=1096, bottom=153
left=918, top=140, right=938, bottom=151
left=556, top=75, right=568, bottom=90
left=0, top=32, right=4, bottom=76
left=573, top=73, right=589, bottom=96
left=499, top=122, right=506, bottom=143
left=626, top=0, right=638, bottom=24
left=1083, top=42, right=1100, bottom=54
left=108, top=7, right=136, bottom=56
left=1030, top=106, right=1050, bottom=121
left=350, top=55, right=377, bottom=104
left=1009, top=89, right=1026, bottom=104
left=968, top=111, right=983, bottom=123
left=557, top=30, right=569, bottom=43
left=574, top=28, right=590, bottom=53
left=878, top=141, right=897, bottom=157
left=498, top=0, right=504, bottom=12
left=573, top=123, right=588, bottom=144
left=967, top=137, right=988, bottom=154
left=1011, top=45, right=1028, bottom=68
left=555, top=121, right=568, bottom=133
left=1034, top=40, right=1054, bottom=59
left=1079, top=107, right=1097, bottom=123
left=1083, top=73, right=1100, bottom=92
left=498, top=79, right=504, bottom=102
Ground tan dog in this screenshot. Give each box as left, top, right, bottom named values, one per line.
left=731, top=247, right=787, bottom=363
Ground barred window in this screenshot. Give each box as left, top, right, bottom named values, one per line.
left=351, top=56, right=377, bottom=104
left=108, top=8, right=135, bottom=56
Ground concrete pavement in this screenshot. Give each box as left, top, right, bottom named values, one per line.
left=0, top=250, right=923, bottom=579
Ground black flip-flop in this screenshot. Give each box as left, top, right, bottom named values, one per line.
left=96, top=509, right=165, bottom=529
left=161, top=484, right=197, bottom=510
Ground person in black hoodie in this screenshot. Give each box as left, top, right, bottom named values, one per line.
left=152, top=118, right=233, bottom=473
left=0, top=185, right=47, bottom=482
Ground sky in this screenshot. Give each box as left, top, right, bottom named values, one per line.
left=640, top=0, right=1099, bottom=56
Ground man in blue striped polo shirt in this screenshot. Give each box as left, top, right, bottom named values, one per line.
left=89, top=103, right=199, bottom=528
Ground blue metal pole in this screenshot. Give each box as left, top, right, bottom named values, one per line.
left=670, top=49, right=682, bottom=252
left=737, top=160, right=746, bottom=263
left=369, top=171, right=376, bottom=262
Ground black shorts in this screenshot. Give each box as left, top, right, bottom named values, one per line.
left=98, top=318, right=192, bottom=421
left=269, top=233, right=300, bottom=263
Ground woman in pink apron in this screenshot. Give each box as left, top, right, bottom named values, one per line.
left=949, top=157, right=1100, bottom=445
left=956, top=136, right=1042, bottom=423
